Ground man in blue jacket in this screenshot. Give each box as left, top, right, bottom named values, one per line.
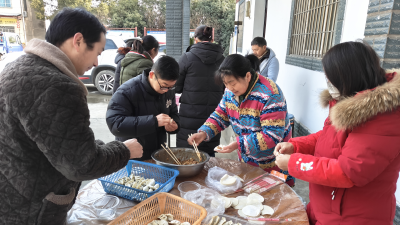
left=106, top=56, right=180, bottom=160
left=251, top=37, right=279, bottom=82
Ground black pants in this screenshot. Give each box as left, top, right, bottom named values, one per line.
left=208, top=152, right=215, bottom=157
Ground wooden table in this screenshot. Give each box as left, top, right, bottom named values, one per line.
left=67, top=158, right=308, bottom=225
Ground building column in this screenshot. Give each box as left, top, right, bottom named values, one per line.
left=364, top=0, right=400, bottom=69
left=23, top=0, right=46, bottom=42
left=166, top=0, right=190, bottom=61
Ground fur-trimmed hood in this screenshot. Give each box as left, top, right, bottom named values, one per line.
left=320, top=69, right=400, bottom=130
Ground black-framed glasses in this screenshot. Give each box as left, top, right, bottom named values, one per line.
left=154, top=73, right=175, bottom=91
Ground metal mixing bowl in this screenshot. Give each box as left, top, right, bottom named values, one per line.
left=151, top=147, right=210, bottom=178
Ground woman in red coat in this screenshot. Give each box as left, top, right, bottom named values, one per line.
left=274, top=41, right=400, bottom=224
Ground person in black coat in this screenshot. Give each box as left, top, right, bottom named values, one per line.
left=175, top=25, right=225, bottom=157
left=106, top=56, right=180, bottom=160
left=112, top=42, right=133, bottom=94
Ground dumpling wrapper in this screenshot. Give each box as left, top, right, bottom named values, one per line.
left=230, top=198, right=239, bottom=207
left=216, top=217, right=226, bottom=225
left=249, top=203, right=263, bottom=211
left=233, top=198, right=247, bottom=209
left=158, top=220, right=169, bottom=225
left=170, top=220, right=181, bottom=225
left=248, top=193, right=264, bottom=203
left=246, top=197, right=262, bottom=206
left=223, top=197, right=232, bottom=208
left=208, top=216, right=216, bottom=225
left=242, top=205, right=261, bottom=217
left=212, top=216, right=220, bottom=225
left=247, top=217, right=265, bottom=225
left=236, top=196, right=247, bottom=201
left=222, top=221, right=233, bottom=225
left=214, top=145, right=225, bottom=151
left=261, top=205, right=274, bottom=215
left=220, top=174, right=237, bottom=186
left=165, top=214, right=174, bottom=221
left=237, top=209, right=246, bottom=218
left=181, top=222, right=191, bottom=225
left=158, top=214, right=168, bottom=221
left=234, top=175, right=244, bottom=182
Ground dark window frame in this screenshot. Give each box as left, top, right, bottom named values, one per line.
left=285, top=0, right=347, bottom=72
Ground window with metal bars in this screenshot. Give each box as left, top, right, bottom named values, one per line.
left=290, top=0, right=339, bottom=58
left=0, top=0, right=11, bottom=7
left=285, top=0, right=346, bottom=71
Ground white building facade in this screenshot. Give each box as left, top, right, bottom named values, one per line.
left=0, top=0, right=27, bottom=43
left=231, top=0, right=400, bottom=211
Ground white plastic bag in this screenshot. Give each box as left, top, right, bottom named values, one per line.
left=183, top=187, right=225, bottom=224
left=205, top=167, right=242, bottom=194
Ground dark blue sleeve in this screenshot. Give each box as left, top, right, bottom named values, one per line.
left=106, top=89, right=157, bottom=138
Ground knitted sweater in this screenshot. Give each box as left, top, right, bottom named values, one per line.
left=198, top=74, right=294, bottom=184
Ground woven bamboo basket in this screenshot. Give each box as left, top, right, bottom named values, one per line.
left=108, top=192, right=207, bottom=225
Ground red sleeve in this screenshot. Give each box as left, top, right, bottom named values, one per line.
left=339, top=132, right=400, bottom=187
left=288, top=153, right=354, bottom=188
left=289, top=130, right=323, bottom=155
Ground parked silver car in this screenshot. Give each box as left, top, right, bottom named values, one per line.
left=80, top=35, right=126, bottom=95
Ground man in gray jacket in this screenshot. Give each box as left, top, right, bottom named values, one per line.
left=251, top=37, right=279, bottom=82
left=0, top=8, right=143, bottom=224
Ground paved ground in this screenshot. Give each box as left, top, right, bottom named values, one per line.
left=84, top=85, right=310, bottom=204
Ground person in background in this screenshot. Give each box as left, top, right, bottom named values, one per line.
left=274, top=41, right=400, bottom=224
left=188, top=54, right=294, bottom=186
left=245, top=54, right=260, bottom=72
left=120, top=35, right=159, bottom=85
left=175, top=25, right=225, bottom=157
left=113, top=41, right=133, bottom=94
left=251, top=37, right=279, bottom=82
left=0, top=8, right=143, bottom=224
left=107, top=56, right=181, bottom=161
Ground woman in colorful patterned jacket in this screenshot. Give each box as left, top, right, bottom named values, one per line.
left=274, top=41, right=400, bottom=224
left=188, top=54, right=294, bottom=186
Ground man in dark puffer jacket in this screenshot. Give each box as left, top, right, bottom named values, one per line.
left=176, top=25, right=224, bottom=156
left=0, top=8, right=143, bottom=224
left=107, top=56, right=180, bottom=160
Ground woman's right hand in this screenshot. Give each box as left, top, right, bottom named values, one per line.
left=274, top=142, right=294, bottom=157
left=156, top=113, right=172, bottom=127
left=124, top=138, right=143, bottom=159
left=187, top=132, right=207, bottom=145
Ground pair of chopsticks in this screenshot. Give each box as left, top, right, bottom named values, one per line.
left=161, top=143, right=181, bottom=165
left=189, top=134, right=202, bottom=161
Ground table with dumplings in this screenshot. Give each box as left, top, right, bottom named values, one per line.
left=67, top=157, right=309, bottom=225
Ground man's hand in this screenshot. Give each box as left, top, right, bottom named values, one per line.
left=275, top=154, right=290, bottom=171
left=215, top=141, right=238, bottom=153
left=188, top=132, right=207, bottom=145
left=165, top=119, right=178, bottom=132
left=123, top=138, right=143, bottom=159
left=156, top=113, right=172, bottom=127
left=274, top=142, right=295, bottom=157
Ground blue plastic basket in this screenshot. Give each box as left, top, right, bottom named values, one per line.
left=98, top=160, right=179, bottom=202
